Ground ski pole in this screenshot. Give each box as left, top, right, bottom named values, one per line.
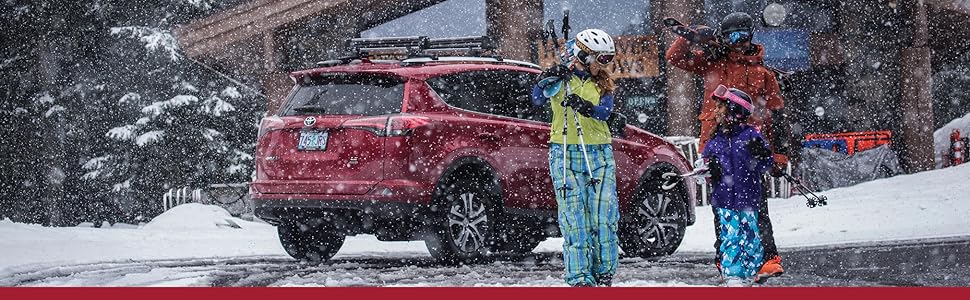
left=571, top=110, right=600, bottom=189
left=559, top=91, right=571, bottom=200
left=782, top=173, right=828, bottom=208
left=564, top=85, right=600, bottom=189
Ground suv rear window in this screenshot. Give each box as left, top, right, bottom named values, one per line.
left=281, top=74, right=405, bottom=116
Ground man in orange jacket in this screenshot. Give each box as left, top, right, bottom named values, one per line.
left=665, top=12, right=786, bottom=283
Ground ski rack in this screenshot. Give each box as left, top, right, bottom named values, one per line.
left=316, top=35, right=539, bottom=69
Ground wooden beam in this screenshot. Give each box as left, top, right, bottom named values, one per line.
left=175, top=0, right=452, bottom=59
left=174, top=0, right=353, bottom=58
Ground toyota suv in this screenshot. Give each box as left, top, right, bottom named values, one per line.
left=252, top=36, right=697, bottom=264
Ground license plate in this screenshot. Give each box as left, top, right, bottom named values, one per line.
left=297, top=130, right=329, bottom=151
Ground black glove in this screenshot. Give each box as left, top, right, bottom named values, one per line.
left=562, top=94, right=595, bottom=117
left=748, top=138, right=772, bottom=159
left=701, top=43, right=728, bottom=61
left=769, top=165, right=785, bottom=178
left=540, top=64, right=571, bottom=82
left=708, top=157, right=722, bottom=185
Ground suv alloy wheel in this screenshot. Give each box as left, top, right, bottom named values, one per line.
left=426, top=173, right=498, bottom=264
left=619, top=171, right=689, bottom=258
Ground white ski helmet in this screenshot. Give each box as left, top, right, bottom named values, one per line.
left=573, top=29, right=616, bottom=65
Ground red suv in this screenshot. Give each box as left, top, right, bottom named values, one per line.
left=252, top=37, right=697, bottom=264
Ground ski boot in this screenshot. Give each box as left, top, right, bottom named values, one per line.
left=754, top=255, right=785, bottom=284
left=595, top=274, right=613, bottom=287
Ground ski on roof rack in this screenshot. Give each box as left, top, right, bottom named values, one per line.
left=316, top=36, right=511, bottom=67
left=399, top=56, right=540, bottom=69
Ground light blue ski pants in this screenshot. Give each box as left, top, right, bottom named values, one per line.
left=549, top=143, right=619, bottom=286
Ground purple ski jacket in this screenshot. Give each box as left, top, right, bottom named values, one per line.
left=702, top=124, right=774, bottom=211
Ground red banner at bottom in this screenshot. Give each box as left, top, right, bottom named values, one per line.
left=2, top=287, right=968, bottom=300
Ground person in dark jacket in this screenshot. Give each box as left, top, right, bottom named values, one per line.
left=666, top=11, right=786, bottom=281
left=702, top=85, right=774, bottom=286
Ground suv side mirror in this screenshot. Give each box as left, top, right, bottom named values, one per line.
left=608, top=112, right=627, bottom=138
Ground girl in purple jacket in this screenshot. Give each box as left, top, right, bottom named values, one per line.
left=702, top=85, right=775, bottom=286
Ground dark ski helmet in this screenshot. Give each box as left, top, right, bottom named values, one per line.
left=712, top=85, right=753, bottom=121
left=726, top=88, right=753, bottom=120
left=719, top=12, right=754, bottom=45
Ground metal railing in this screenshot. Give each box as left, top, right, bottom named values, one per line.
left=160, top=183, right=251, bottom=217
left=162, top=187, right=202, bottom=211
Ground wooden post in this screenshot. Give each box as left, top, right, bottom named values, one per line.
left=261, top=31, right=291, bottom=114
left=900, top=1, right=935, bottom=172
left=652, top=0, right=703, bottom=137
left=486, top=0, right=542, bottom=61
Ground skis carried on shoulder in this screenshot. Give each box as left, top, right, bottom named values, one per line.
left=662, top=17, right=718, bottom=45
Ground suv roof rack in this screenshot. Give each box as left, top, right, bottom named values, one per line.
left=315, top=35, right=538, bottom=69
left=347, top=35, right=496, bottom=56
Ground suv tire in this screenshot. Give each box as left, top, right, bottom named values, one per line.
left=426, top=174, right=497, bottom=264
left=619, top=171, right=689, bottom=258
left=278, top=221, right=346, bottom=263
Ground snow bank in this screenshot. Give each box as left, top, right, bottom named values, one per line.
left=934, top=113, right=970, bottom=168
left=0, top=204, right=427, bottom=275
left=0, top=205, right=284, bottom=273
left=143, top=203, right=261, bottom=230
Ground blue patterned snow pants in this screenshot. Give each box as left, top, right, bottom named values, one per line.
left=716, top=207, right=764, bottom=280
left=549, top=143, right=619, bottom=286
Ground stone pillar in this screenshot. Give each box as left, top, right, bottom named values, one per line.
left=486, top=0, right=543, bottom=61
left=899, top=1, right=934, bottom=172
left=652, top=0, right=703, bottom=137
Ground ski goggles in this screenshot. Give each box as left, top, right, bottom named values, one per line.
left=576, top=49, right=616, bottom=65
left=722, top=30, right=752, bottom=45
left=712, top=84, right=752, bottom=115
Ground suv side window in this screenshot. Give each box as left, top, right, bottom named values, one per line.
left=280, top=74, right=405, bottom=116
left=499, top=71, right=550, bottom=123
left=427, top=70, right=549, bottom=123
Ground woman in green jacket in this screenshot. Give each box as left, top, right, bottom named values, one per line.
left=532, top=28, right=618, bottom=287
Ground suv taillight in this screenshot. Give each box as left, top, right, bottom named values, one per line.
left=342, top=115, right=430, bottom=137
left=257, top=116, right=284, bottom=139
left=387, top=115, right=430, bottom=136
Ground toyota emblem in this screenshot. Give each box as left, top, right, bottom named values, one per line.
left=304, top=116, right=316, bottom=127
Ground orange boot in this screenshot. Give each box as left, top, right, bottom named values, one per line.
left=754, top=255, right=784, bottom=284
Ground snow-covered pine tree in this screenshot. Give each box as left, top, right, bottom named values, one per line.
left=1, top=0, right=261, bottom=225
left=85, top=11, right=261, bottom=222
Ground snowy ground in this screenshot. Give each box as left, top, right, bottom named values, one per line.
left=2, top=164, right=969, bottom=286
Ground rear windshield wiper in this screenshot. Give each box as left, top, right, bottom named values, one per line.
left=292, top=106, right=328, bottom=114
